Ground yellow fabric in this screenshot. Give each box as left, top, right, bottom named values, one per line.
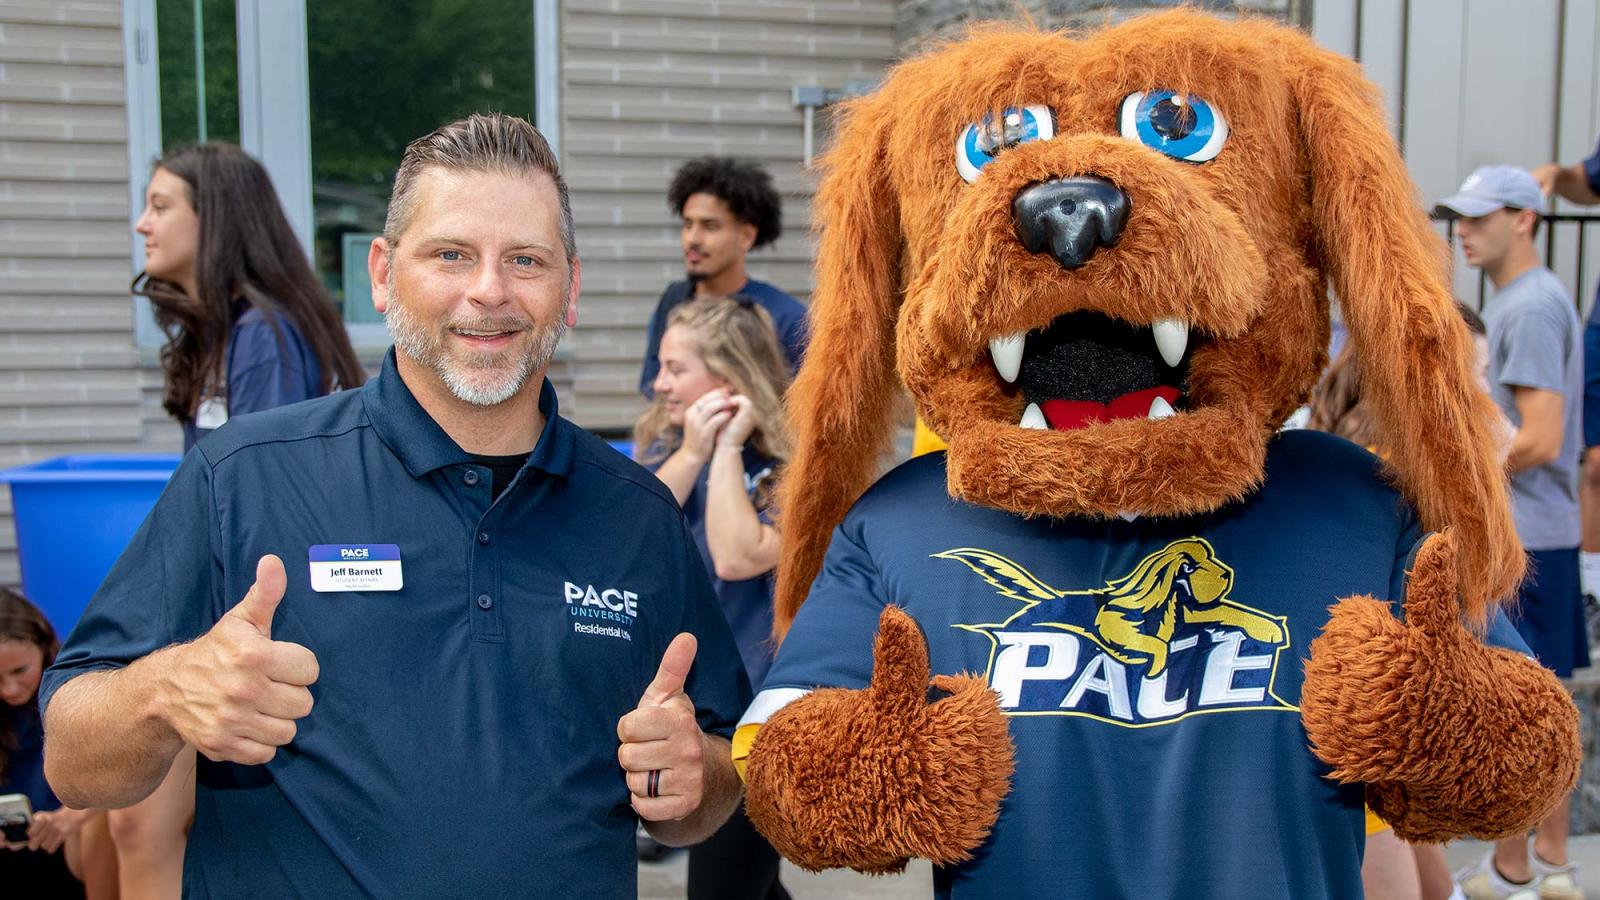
left=731, top=723, right=761, bottom=782
left=913, top=419, right=948, bottom=456
left=1365, top=804, right=1389, bottom=835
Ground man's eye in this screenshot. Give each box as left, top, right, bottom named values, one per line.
left=512, top=255, right=535, bottom=267
left=439, top=250, right=463, bottom=261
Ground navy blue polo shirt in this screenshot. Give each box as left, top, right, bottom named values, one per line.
left=42, top=351, right=750, bottom=899
left=638, top=279, right=808, bottom=396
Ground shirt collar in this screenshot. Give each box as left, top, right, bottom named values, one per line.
left=363, top=349, right=575, bottom=480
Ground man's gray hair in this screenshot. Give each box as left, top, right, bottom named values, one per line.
left=383, top=112, right=576, bottom=264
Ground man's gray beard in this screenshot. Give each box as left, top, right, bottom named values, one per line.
left=385, top=290, right=567, bottom=407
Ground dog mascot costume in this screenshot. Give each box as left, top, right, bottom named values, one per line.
left=730, top=10, right=1583, bottom=899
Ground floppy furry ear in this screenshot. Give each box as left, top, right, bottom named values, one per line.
left=773, top=96, right=904, bottom=639
left=1284, top=34, right=1522, bottom=621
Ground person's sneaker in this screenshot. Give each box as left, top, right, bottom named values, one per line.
left=1458, top=847, right=1540, bottom=900
left=1528, top=838, right=1584, bottom=900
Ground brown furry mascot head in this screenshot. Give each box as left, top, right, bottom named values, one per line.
left=776, top=10, right=1521, bottom=636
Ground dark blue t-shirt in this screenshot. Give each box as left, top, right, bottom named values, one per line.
left=638, top=279, right=808, bottom=397
left=43, top=352, right=750, bottom=899
left=0, top=701, right=58, bottom=813
left=677, top=444, right=780, bottom=690
left=746, top=430, right=1522, bottom=900
left=182, top=306, right=326, bottom=450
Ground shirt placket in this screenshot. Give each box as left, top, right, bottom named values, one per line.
left=461, top=464, right=505, bottom=643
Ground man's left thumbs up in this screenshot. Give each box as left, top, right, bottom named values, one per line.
left=617, top=633, right=707, bottom=821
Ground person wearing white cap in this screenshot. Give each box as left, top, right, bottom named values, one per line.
left=1437, top=165, right=1586, bottom=900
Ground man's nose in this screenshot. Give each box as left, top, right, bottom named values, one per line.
left=468, top=260, right=512, bottom=306
left=1012, top=176, right=1131, bottom=270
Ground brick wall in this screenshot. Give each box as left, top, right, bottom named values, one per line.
left=559, top=0, right=897, bottom=430
left=0, top=0, right=148, bottom=585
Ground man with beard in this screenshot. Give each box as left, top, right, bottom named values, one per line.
left=638, top=157, right=807, bottom=396
left=39, top=113, right=750, bottom=899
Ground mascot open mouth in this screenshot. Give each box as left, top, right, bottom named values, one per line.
left=994, top=312, right=1193, bottom=430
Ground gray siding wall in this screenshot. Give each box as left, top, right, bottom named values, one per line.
left=559, top=0, right=897, bottom=429
left=0, top=0, right=150, bottom=586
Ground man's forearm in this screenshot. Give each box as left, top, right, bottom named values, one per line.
left=644, top=733, right=742, bottom=846
left=44, top=648, right=187, bottom=810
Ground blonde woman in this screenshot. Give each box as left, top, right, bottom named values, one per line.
left=635, top=295, right=792, bottom=900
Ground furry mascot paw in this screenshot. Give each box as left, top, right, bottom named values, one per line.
left=1301, top=530, right=1581, bottom=842
left=743, top=606, right=1014, bottom=873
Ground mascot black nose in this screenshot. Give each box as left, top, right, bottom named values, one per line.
left=1012, top=177, right=1131, bottom=270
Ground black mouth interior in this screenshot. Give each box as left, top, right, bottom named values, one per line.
left=1015, top=311, right=1190, bottom=406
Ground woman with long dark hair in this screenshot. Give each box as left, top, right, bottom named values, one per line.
left=0, top=588, right=116, bottom=898
left=134, top=142, right=364, bottom=449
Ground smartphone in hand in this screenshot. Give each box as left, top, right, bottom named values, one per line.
left=0, top=793, right=33, bottom=844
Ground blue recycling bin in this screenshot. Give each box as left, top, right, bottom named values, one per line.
left=0, top=455, right=181, bottom=633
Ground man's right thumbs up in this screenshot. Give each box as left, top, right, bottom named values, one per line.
left=230, top=554, right=287, bottom=637
left=158, top=554, right=320, bottom=766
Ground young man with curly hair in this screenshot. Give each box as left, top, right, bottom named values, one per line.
left=638, top=157, right=808, bottom=396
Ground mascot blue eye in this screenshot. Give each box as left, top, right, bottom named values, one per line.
left=955, top=104, right=1055, bottom=183
left=1118, top=91, right=1228, bottom=162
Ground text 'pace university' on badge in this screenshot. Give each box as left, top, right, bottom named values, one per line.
left=308, top=544, right=403, bottom=592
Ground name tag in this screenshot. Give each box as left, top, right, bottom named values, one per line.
left=195, top=397, right=229, bottom=430
left=308, top=544, right=403, bottom=592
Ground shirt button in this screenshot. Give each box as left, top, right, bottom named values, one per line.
left=477, top=593, right=493, bottom=609
left=478, top=532, right=490, bottom=545
left=463, top=469, right=481, bottom=486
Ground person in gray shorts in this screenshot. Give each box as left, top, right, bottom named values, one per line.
left=1438, top=165, right=1586, bottom=900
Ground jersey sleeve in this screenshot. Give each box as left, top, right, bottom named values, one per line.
left=1391, top=520, right=1532, bottom=656
left=673, top=518, right=753, bottom=738
left=1583, top=136, right=1600, bottom=195
left=750, top=518, right=887, bottom=698
left=39, top=447, right=228, bottom=715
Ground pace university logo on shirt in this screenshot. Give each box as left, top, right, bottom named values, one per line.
left=565, top=580, right=641, bottom=641
left=944, top=537, right=1295, bottom=726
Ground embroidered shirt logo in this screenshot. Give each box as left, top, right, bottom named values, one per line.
left=565, top=582, right=639, bottom=640
left=942, top=538, right=1294, bottom=726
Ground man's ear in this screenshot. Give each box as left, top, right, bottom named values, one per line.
left=739, top=221, right=758, bottom=253
left=369, top=237, right=394, bottom=314
left=565, top=256, right=581, bottom=328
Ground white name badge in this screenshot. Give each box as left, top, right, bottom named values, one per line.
left=195, top=397, right=229, bottom=430
left=308, top=544, right=403, bottom=592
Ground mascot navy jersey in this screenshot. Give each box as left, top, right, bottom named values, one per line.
left=752, top=430, right=1522, bottom=900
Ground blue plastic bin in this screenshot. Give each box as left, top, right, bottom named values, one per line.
left=0, top=455, right=180, bottom=633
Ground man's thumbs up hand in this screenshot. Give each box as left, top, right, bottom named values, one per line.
left=160, top=555, right=320, bottom=766
left=617, top=633, right=708, bottom=822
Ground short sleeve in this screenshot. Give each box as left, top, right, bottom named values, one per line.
left=638, top=286, right=683, bottom=398
left=779, top=309, right=809, bottom=375
left=1391, top=527, right=1532, bottom=656
left=39, top=448, right=227, bottom=716
left=759, top=519, right=888, bottom=694
left=1496, top=299, right=1572, bottom=395
left=674, top=519, right=753, bottom=738
left=1583, top=137, right=1600, bottom=194
left=227, top=319, right=315, bottom=417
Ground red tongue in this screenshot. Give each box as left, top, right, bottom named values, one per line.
left=1040, top=386, right=1180, bottom=431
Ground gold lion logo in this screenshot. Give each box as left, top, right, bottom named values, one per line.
left=937, top=538, right=1286, bottom=677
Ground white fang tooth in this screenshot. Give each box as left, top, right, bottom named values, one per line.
left=1152, top=318, right=1188, bottom=368
left=989, top=332, right=1025, bottom=383
left=1020, top=402, right=1048, bottom=430
left=1148, top=396, right=1176, bottom=419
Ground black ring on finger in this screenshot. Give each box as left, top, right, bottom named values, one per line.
left=647, top=768, right=662, bottom=799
